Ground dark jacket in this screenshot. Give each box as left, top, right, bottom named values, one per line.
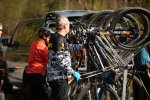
left=47, top=33, right=83, bottom=81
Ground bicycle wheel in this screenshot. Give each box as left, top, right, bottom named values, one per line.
left=87, top=10, right=113, bottom=29
left=115, top=72, right=145, bottom=100
left=77, top=83, right=120, bottom=100
left=77, top=83, right=96, bottom=100
left=68, top=77, right=88, bottom=100
left=109, top=7, right=150, bottom=50
left=99, top=85, right=120, bottom=100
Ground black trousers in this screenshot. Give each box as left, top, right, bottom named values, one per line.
left=24, top=73, right=50, bottom=100
left=48, top=79, right=68, bottom=100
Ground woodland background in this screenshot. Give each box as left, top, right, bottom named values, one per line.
left=0, top=0, right=150, bottom=35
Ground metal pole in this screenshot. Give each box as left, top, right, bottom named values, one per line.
left=122, top=69, right=128, bottom=100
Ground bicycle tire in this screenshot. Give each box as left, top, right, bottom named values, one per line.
left=77, top=83, right=120, bottom=100
left=68, top=77, right=89, bottom=100
left=87, top=10, right=113, bottom=29
left=109, top=7, right=150, bottom=50
left=115, top=72, right=145, bottom=100
left=99, top=85, right=120, bottom=100
left=77, top=83, right=95, bottom=100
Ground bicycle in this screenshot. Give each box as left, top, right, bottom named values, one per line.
left=0, top=67, right=22, bottom=100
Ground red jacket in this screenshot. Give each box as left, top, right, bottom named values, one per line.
left=26, top=39, right=48, bottom=74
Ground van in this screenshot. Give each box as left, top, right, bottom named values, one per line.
left=2, top=10, right=92, bottom=91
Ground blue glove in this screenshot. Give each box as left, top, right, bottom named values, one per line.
left=73, top=71, right=81, bottom=82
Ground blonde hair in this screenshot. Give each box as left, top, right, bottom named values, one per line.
left=56, top=16, right=69, bottom=29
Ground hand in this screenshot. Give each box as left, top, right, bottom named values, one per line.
left=73, top=71, right=81, bottom=82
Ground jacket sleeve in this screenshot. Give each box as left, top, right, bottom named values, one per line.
left=68, top=44, right=84, bottom=52
left=138, top=48, right=150, bottom=66
left=66, top=65, right=74, bottom=74
left=61, top=51, right=74, bottom=74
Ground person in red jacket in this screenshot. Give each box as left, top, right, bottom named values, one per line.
left=24, top=27, right=52, bottom=100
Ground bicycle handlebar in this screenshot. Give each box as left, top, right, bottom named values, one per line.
left=0, top=67, right=23, bottom=71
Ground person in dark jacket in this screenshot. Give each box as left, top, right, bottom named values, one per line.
left=47, top=16, right=82, bottom=100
